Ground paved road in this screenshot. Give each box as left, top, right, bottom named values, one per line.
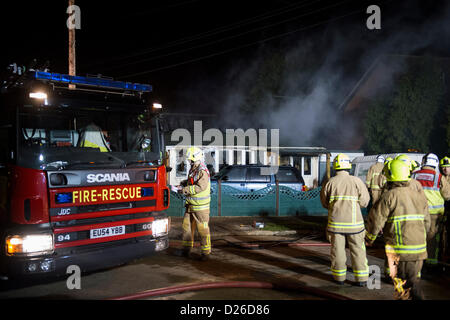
left=2, top=215, right=450, bottom=300
left=1, top=234, right=450, bottom=300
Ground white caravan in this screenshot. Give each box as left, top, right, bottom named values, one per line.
left=352, top=153, right=426, bottom=183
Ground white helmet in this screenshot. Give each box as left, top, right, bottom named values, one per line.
left=422, top=153, right=439, bottom=168
left=186, top=146, right=203, bottom=162
left=376, top=155, right=385, bottom=163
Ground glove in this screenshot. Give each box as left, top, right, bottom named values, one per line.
left=365, top=236, right=374, bottom=247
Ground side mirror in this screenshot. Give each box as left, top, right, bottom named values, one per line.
left=166, top=166, right=173, bottom=173
left=221, top=175, right=229, bottom=181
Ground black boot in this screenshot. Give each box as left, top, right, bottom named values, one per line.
left=174, top=248, right=191, bottom=258
left=354, top=281, right=367, bottom=287
left=199, top=254, right=210, bottom=261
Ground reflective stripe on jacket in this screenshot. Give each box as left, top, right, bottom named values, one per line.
left=320, top=171, right=370, bottom=234
left=80, top=139, right=109, bottom=152
left=79, top=124, right=111, bottom=152
left=366, top=181, right=431, bottom=261
left=412, top=167, right=445, bottom=215
left=182, top=163, right=211, bottom=213
left=366, top=162, right=386, bottom=191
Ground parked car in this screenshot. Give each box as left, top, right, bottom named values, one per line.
left=212, top=165, right=306, bottom=192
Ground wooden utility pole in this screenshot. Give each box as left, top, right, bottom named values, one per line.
left=326, top=153, right=331, bottom=181
left=68, top=0, right=76, bottom=88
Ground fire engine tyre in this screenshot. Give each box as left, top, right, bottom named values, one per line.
left=1, top=235, right=169, bottom=280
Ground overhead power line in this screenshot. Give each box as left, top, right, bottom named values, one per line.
left=86, top=0, right=319, bottom=68
left=106, top=0, right=353, bottom=71
left=118, top=6, right=369, bottom=79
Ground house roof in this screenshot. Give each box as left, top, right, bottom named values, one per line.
left=337, top=54, right=450, bottom=149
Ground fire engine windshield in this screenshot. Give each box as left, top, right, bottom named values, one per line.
left=18, top=107, right=160, bottom=170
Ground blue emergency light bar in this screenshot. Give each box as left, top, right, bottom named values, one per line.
left=33, top=71, right=152, bottom=92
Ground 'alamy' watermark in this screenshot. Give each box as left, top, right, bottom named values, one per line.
left=366, top=5, right=381, bottom=30
left=67, top=5, right=81, bottom=30
left=66, top=265, right=81, bottom=290
left=171, top=121, right=280, bottom=175
left=367, top=265, right=381, bottom=290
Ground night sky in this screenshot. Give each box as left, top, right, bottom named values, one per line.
left=1, top=0, right=449, bottom=114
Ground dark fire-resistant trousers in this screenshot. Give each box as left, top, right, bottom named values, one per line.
left=426, top=215, right=444, bottom=265
left=387, top=258, right=425, bottom=300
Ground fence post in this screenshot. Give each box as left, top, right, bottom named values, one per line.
left=218, top=179, right=222, bottom=217
left=326, top=152, right=331, bottom=181
left=180, top=193, right=185, bottom=217
left=275, top=179, right=279, bottom=216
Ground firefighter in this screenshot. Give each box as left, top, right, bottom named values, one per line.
left=395, top=155, right=424, bottom=194
left=439, top=157, right=450, bottom=179
left=174, top=147, right=212, bottom=261
left=372, top=154, right=427, bottom=281
left=366, top=155, right=387, bottom=206
left=440, top=157, right=450, bottom=262
left=366, top=159, right=430, bottom=300
left=320, top=153, right=370, bottom=286
left=412, top=153, right=450, bottom=269
left=78, top=122, right=111, bottom=152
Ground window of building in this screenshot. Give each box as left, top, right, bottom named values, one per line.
left=303, top=157, right=312, bottom=175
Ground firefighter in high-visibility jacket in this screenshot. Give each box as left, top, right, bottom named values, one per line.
left=320, top=153, right=370, bottom=286
left=439, top=157, right=450, bottom=262
left=366, top=155, right=387, bottom=206
left=372, top=155, right=428, bottom=281
left=366, top=159, right=430, bottom=300
left=175, top=147, right=212, bottom=261
left=412, top=153, right=450, bottom=268
left=79, top=122, right=111, bottom=152
left=395, top=155, right=426, bottom=195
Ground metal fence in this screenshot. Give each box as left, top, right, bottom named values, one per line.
left=163, top=182, right=330, bottom=217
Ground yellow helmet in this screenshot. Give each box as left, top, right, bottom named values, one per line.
left=440, top=156, right=450, bottom=167
left=395, top=154, right=413, bottom=171
left=333, top=153, right=351, bottom=170
left=384, top=157, right=393, bottom=165
left=186, top=146, right=203, bottom=162
left=385, top=159, right=411, bottom=182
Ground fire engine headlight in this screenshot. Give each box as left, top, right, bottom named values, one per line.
left=6, top=234, right=54, bottom=256
left=29, top=92, right=48, bottom=100
left=152, top=218, right=169, bottom=237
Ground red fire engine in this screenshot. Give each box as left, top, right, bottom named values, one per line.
left=0, top=69, right=170, bottom=278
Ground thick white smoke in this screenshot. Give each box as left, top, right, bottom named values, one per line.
left=175, top=0, right=450, bottom=149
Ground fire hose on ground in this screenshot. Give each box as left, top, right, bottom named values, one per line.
left=109, top=238, right=346, bottom=300
left=216, top=239, right=331, bottom=250
left=180, top=236, right=332, bottom=250
left=109, top=280, right=352, bottom=300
